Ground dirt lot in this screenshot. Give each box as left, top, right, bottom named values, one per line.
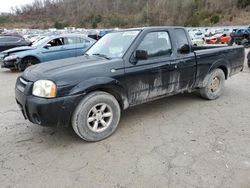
left=0, top=51, right=250, bottom=188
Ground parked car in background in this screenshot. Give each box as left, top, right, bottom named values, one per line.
left=205, top=34, right=219, bottom=44
left=29, top=35, right=46, bottom=44
left=88, top=29, right=116, bottom=40
left=189, top=33, right=205, bottom=46
left=0, top=36, right=31, bottom=52
left=219, top=34, right=231, bottom=44
left=230, top=28, right=250, bottom=47
left=205, top=34, right=231, bottom=44
left=0, top=34, right=96, bottom=71
left=1, top=32, right=25, bottom=39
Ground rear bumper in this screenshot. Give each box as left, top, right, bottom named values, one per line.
left=15, top=85, right=84, bottom=127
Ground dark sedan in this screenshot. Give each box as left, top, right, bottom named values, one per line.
left=0, top=36, right=31, bottom=52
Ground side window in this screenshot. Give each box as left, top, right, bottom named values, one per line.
left=0, top=38, right=7, bottom=43
left=80, top=38, right=90, bottom=44
left=65, top=37, right=81, bottom=45
left=175, top=29, right=189, bottom=51
left=137, top=31, right=172, bottom=59
left=48, top=37, right=64, bottom=47
left=4, top=37, right=20, bottom=43
left=65, top=37, right=91, bottom=45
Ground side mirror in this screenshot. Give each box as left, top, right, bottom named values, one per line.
left=179, top=44, right=190, bottom=54
left=135, top=50, right=148, bottom=60
left=44, top=44, right=51, bottom=49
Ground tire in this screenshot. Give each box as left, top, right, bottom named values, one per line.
left=18, top=57, right=39, bottom=71
left=200, top=69, right=225, bottom=100
left=242, top=39, right=250, bottom=48
left=72, top=91, right=121, bottom=142
left=10, top=68, right=18, bottom=72
left=228, top=39, right=233, bottom=46
left=248, top=61, right=250, bottom=68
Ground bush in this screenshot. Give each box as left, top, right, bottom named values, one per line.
left=0, top=15, right=8, bottom=24
left=210, top=15, right=220, bottom=24
left=237, top=0, right=250, bottom=8
left=54, top=21, right=68, bottom=29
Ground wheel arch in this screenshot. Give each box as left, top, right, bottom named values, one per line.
left=217, top=65, right=228, bottom=80
left=20, top=55, right=41, bottom=63
left=208, top=59, right=230, bottom=80
left=89, top=87, right=128, bottom=110
left=199, top=59, right=229, bottom=88
left=69, top=77, right=129, bottom=110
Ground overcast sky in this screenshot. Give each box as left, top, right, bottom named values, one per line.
left=1, top=0, right=35, bottom=13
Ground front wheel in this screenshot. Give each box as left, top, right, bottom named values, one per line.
left=200, top=69, right=225, bottom=100
left=18, top=57, right=39, bottom=71
left=72, top=91, right=121, bottom=142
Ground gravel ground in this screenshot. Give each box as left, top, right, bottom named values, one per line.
left=0, top=50, right=250, bottom=188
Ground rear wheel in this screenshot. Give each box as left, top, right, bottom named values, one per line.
left=18, top=57, right=39, bottom=71
left=200, top=69, right=225, bottom=100
left=72, top=91, right=121, bottom=142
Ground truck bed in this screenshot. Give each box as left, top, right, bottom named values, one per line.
left=193, top=45, right=245, bottom=88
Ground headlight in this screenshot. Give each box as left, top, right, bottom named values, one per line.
left=32, top=80, right=57, bottom=98
left=4, top=55, right=18, bottom=61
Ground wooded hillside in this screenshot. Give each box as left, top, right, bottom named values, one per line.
left=1, top=0, right=250, bottom=28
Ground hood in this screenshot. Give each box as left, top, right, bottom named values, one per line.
left=2, top=46, right=35, bottom=55
left=22, top=55, right=112, bottom=84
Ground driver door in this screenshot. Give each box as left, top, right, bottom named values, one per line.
left=124, top=31, right=175, bottom=105
left=40, top=37, right=67, bottom=62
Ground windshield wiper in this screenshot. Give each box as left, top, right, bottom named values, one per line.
left=92, top=53, right=111, bottom=60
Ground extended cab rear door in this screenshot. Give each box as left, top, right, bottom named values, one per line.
left=171, top=28, right=197, bottom=90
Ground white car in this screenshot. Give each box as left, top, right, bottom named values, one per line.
left=189, top=33, right=205, bottom=46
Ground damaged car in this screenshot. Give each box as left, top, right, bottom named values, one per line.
left=1, top=34, right=96, bottom=71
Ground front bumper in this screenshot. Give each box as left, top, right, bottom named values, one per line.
left=15, top=77, right=84, bottom=127
left=1, top=59, right=19, bottom=69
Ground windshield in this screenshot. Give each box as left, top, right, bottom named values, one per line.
left=32, top=36, right=49, bottom=47
left=86, top=30, right=140, bottom=58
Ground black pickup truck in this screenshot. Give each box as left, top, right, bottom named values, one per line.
left=15, top=27, right=245, bottom=141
